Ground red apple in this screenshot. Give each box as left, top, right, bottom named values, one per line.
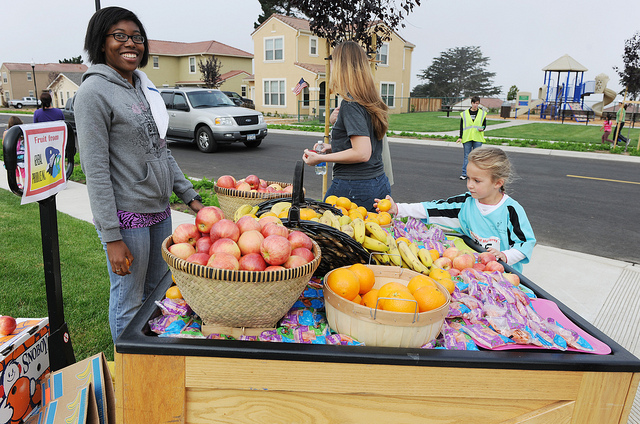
left=433, top=257, right=453, bottom=270
left=503, top=272, right=521, bottom=286
left=288, top=230, right=313, bottom=251
left=245, top=174, right=260, bottom=189
left=186, top=252, right=210, bottom=266
left=284, top=255, right=308, bottom=269
left=195, top=206, right=225, bottom=233
left=282, top=185, right=293, bottom=193
left=172, top=223, right=201, bottom=246
left=472, top=263, right=486, bottom=272
left=265, top=186, right=277, bottom=193
left=261, top=222, right=289, bottom=238
left=0, top=316, right=17, bottom=335
left=168, top=242, right=196, bottom=260
left=447, top=268, right=461, bottom=277
left=216, top=175, right=236, bottom=189
left=442, top=247, right=460, bottom=262
left=485, top=260, right=505, bottom=273
left=195, top=236, right=213, bottom=254
left=265, top=265, right=286, bottom=272
left=235, top=181, right=251, bottom=191
left=258, top=216, right=282, bottom=230
left=291, top=247, right=314, bottom=263
left=239, top=253, right=267, bottom=271
left=209, top=238, right=241, bottom=260
left=210, top=219, right=240, bottom=243
left=206, top=252, right=240, bottom=270
left=257, top=188, right=268, bottom=193
left=478, top=252, right=497, bottom=265
left=452, top=253, right=475, bottom=271
left=237, top=230, right=265, bottom=256
left=260, top=235, right=292, bottom=265
left=259, top=179, right=268, bottom=188
left=236, top=215, right=261, bottom=234
left=267, top=183, right=282, bottom=191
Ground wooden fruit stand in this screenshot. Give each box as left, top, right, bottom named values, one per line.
left=114, top=275, right=640, bottom=424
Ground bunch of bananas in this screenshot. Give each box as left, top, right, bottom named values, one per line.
left=233, top=204, right=259, bottom=222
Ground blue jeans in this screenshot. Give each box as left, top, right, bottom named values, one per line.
left=462, top=141, right=483, bottom=176
left=97, top=217, right=173, bottom=344
left=324, top=174, right=391, bottom=212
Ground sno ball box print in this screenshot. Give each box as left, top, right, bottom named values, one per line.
left=21, top=122, right=68, bottom=204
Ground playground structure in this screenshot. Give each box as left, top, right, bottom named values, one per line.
left=510, top=54, right=617, bottom=122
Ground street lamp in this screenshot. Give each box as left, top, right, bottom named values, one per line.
left=30, top=60, right=39, bottom=109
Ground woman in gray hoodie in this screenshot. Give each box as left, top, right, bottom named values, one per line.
left=74, top=6, right=203, bottom=343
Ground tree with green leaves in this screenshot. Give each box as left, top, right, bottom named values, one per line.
left=614, top=31, right=640, bottom=100
left=414, top=46, right=501, bottom=100
left=199, top=56, right=223, bottom=88
left=507, top=85, right=518, bottom=101
left=288, top=0, right=420, bottom=52
left=59, top=55, right=84, bottom=64
left=255, top=0, right=299, bottom=28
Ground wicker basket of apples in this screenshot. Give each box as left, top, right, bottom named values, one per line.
left=214, top=174, right=296, bottom=220
left=162, top=207, right=321, bottom=327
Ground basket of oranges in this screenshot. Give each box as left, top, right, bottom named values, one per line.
left=323, top=264, right=451, bottom=348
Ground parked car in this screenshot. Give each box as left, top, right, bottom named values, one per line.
left=9, top=97, right=41, bottom=108
left=160, top=87, right=267, bottom=153
left=63, top=96, right=76, bottom=132
left=222, top=91, right=255, bottom=109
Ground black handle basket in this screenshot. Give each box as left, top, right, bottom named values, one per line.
left=276, top=161, right=369, bottom=277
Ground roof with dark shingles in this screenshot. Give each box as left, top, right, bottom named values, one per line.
left=3, top=63, right=88, bottom=72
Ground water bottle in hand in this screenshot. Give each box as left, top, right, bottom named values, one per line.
left=314, top=142, right=327, bottom=175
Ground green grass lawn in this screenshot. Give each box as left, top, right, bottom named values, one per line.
left=0, top=189, right=114, bottom=361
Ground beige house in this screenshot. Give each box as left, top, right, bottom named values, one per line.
left=141, top=40, right=253, bottom=95
left=251, top=14, right=415, bottom=117
left=47, top=73, right=84, bottom=108
left=1, top=63, right=87, bottom=105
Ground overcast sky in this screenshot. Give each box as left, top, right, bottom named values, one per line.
left=3, top=0, right=639, bottom=104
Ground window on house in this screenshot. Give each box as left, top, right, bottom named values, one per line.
left=60, top=92, right=64, bottom=106
left=29, top=90, right=34, bottom=97
left=263, top=79, right=285, bottom=106
left=303, top=87, right=309, bottom=107
left=189, top=57, right=196, bottom=73
left=241, top=86, right=247, bottom=97
left=309, top=37, right=318, bottom=56
left=67, top=91, right=70, bottom=99
left=153, top=56, right=159, bottom=69
left=265, top=37, right=284, bottom=61
left=2, top=72, right=7, bottom=83
left=376, top=43, right=389, bottom=66
left=27, top=72, right=32, bottom=81
left=381, top=83, right=395, bottom=107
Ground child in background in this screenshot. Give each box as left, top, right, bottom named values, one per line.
left=601, top=116, right=614, bottom=146
left=2, top=116, right=25, bottom=189
left=375, top=146, right=536, bottom=272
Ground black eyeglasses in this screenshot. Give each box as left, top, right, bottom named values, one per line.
left=107, top=33, right=145, bottom=44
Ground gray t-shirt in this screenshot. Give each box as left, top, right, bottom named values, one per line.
left=330, top=101, right=384, bottom=180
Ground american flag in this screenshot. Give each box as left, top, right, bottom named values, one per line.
left=292, top=78, right=308, bottom=95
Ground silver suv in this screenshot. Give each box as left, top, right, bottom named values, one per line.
left=159, top=87, right=267, bottom=153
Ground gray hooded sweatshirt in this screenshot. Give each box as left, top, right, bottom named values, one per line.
left=74, top=64, right=197, bottom=243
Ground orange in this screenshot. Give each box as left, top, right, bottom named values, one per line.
left=378, top=282, right=411, bottom=300
left=429, top=267, right=452, bottom=282
left=365, top=215, right=379, bottom=224
left=325, top=195, right=338, bottom=205
left=336, top=206, right=349, bottom=216
left=348, top=210, right=364, bottom=221
left=377, top=211, right=392, bottom=226
left=348, top=263, right=376, bottom=294
left=437, top=278, right=456, bottom=294
left=361, top=289, right=380, bottom=308
left=352, top=294, right=362, bottom=304
left=413, top=286, right=447, bottom=312
left=165, top=285, right=182, bottom=299
left=406, top=275, right=438, bottom=294
left=300, top=208, right=318, bottom=220
left=428, top=249, right=440, bottom=261
left=261, top=212, right=277, bottom=218
left=380, top=291, right=417, bottom=313
left=335, top=196, right=352, bottom=210
left=326, top=268, right=360, bottom=301
left=356, top=206, right=368, bottom=218
left=349, top=202, right=358, bottom=210
left=377, top=198, right=392, bottom=212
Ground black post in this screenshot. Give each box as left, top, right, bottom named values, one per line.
left=95, top=0, right=100, bottom=11
left=31, top=62, right=39, bottom=109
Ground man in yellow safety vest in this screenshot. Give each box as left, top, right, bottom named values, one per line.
left=456, top=96, right=486, bottom=180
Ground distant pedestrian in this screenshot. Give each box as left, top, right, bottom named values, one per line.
left=600, top=116, right=614, bottom=146
left=456, top=96, right=486, bottom=180
left=33, top=92, right=64, bottom=122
